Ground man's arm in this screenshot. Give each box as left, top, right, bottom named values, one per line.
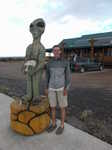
left=45, top=62, right=50, bottom=96
left=63, top=61, right=71, bottom=96
left=65, top=60, right=71, bottom=89
left=46, top=62, right=50, bottom=89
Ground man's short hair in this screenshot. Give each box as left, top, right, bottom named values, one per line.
left=52, top=45, right=61, bottom=50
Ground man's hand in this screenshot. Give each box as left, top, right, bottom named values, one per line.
left=63, top=88, right=67, bottom=96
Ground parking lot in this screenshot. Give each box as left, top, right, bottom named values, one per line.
left=69, top=69, right=112, bottom=120
left=0, top=61, right=112, bottom=144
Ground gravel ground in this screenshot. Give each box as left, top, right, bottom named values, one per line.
left=0, top=61, right=112, bottom=144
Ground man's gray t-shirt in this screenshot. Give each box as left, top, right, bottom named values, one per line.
left=46, top=58, right=71, bottom=90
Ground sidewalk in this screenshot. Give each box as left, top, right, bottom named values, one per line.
left=0, top=93, right=112, bottom=150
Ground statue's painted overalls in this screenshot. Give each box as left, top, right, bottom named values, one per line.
left=23, top=18, right=45, bottom=103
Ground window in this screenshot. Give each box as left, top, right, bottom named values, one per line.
left=104, top=49, right=112, bottom=56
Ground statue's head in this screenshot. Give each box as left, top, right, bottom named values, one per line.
left=29, top=18, right=45, bottom=39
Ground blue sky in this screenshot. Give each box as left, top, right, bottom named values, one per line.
left=0, top=0, right=112, bottom=57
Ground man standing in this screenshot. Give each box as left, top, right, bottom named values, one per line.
left=46, top=45, right=70, bottom=135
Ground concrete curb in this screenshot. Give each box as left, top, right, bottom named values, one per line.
left=0, top=93, right=112, bottom=150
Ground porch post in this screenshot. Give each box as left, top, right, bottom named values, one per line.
left=89, top=38, right=94, bottom=60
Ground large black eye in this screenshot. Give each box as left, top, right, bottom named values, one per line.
left=30, top=23, right=33, bottom=28
left=36, top=22, right=45, bottom=27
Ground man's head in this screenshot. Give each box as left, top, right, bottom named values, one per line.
left=52, top=45, right=62, bottom=59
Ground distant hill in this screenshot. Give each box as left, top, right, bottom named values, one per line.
left=0, top=57, right=25, bottom=62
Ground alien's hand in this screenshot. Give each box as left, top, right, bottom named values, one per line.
left=27, top=66, right=34, bottom=76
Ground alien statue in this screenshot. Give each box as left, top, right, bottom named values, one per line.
left=22, top=18, right=46, bottom=104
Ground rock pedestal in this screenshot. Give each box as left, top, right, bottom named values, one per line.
left=10, top=96, right=50, bottom=136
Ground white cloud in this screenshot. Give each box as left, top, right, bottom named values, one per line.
left=0, top=0, right=112, bottom=56
left=43, top=16, right=112, bottom=48
left=0, top=0, right=48, bottom=56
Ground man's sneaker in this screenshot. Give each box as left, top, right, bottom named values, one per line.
left=47, top=124, right=57, bottom=133
left=56, top=126, right=64, bottom=135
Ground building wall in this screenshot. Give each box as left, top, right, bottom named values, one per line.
left=63, top=47, right=112, bottom=65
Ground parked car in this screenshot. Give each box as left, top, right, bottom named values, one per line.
left=70, top=57, right=104, bottom=73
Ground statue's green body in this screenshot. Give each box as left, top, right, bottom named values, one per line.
left=23, top=18, right=46, bottom=103
left=25, top=44, right=45, bottom=100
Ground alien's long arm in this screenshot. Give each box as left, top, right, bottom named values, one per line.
left=21, top=46, right=31, bottom=73
left=22, top=45, right=34, bottom=75
left=31, top=48, right=45, bottom=75
left=36, top=50, right=45, bottom=72
left=25, top=45, right=32, bottom=61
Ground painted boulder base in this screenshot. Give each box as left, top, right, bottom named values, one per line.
left=10, top=96, right=50, bottom=136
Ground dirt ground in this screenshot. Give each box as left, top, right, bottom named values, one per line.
left=0, top=61, right=112, bottom=144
